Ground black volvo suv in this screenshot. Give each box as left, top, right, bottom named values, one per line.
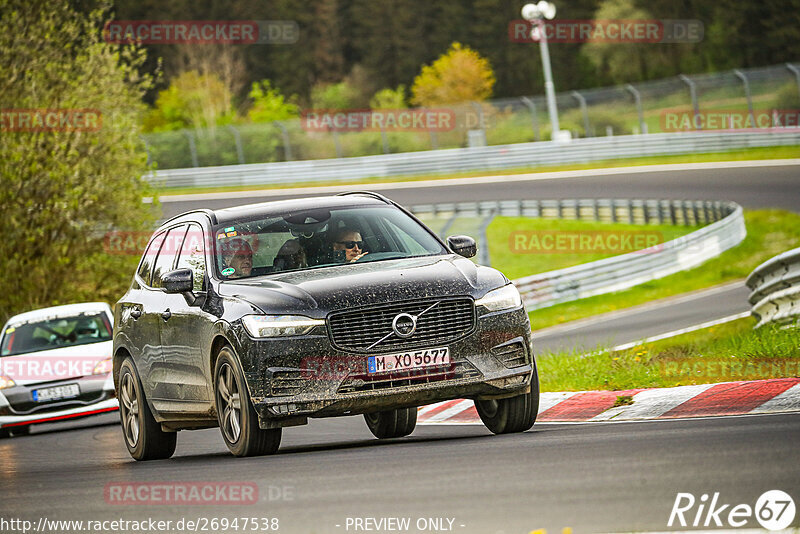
left=113, top=192, right=538, bottom=459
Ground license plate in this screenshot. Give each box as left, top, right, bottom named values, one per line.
left=367, top=347, right=450, bottom=374
left=33, top=383, right=80, bottom=402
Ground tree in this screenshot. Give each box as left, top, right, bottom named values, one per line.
left=370, top=86, right=408, bottom=109
left=411, top=42, right=496, bottom=106
left=0, top=0, right=156, bottom=323
left=143, top=71, right=234, bottom=132
left=582, top=0, right=671, bottom=83
left=246, top=80, right=300, bottom=123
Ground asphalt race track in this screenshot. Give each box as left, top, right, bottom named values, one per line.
left=2, top=412, right=799, bottom=533
left=3, top=162, right=798, bottom=533
left=159, top=162, right=800, bottom=218
left=532, top=282, right=750, bottom=354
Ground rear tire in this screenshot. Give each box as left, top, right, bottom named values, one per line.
left=118, top=358, right=177, bottom=461
left=475, top=365, right=539, bottom=434
left=364, top=407, right=417, bottom=439
left=214, top=347, right=281, bottom=457
left=0, top=428, right=9, bottom=439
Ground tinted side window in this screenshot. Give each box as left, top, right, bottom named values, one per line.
left=151, top=226, right=187, bottom=288
left=175, top=224, right=207, bottom=291
left=137, top=232, right=165, bottom=284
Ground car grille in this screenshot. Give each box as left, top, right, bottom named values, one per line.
left=327, top=297, right=476, bottom=353
left=337, top=359, right=482, bottom=394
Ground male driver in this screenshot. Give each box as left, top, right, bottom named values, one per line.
left=220, top=237, right=253, bottom=277
left=332, top=228, right=368, bottom=263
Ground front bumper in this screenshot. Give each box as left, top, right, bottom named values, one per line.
left=237, top=306, right=534, bottom=428
left=0, top=373, right=118, bottom=429
left=0, top=398, right=118, bottom=428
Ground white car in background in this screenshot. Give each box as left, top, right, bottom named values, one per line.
left=0, top=302, right=118, bottom=437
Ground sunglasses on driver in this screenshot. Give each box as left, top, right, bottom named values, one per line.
left=336, top=240, right=364, bottom=250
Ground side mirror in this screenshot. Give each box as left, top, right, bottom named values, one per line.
left=162, top=268, right=194, bottom=295
left=447, top=235, right=477, bottom=258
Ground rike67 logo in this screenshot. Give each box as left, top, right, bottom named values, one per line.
left=669, top=490, right=796, bottom=530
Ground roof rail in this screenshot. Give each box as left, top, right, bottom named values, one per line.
left=335, top=191, right=393, bottom=204
left=160, top=208, right=217, bottom=226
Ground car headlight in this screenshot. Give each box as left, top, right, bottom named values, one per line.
left=0, top=375, right=16, bottom=389
left=242, top=315, right=326, bottom=338
left=475, top=284, right=523, bottom=312
left=93, top=358, right=113, bottom=375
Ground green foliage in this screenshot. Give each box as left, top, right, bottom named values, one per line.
left=538, top=318, right=800, bottom=392
left=773, top=82, right=800, bottom=109
left=246, top=80, right=300, bottom=123
left=370, top=86, right=408, bottom=110
left=143, top=71, right=234, bottom=132
left=411, top=42, right=495, bottom=106
left=559, top=108, right=632, bottom=137
left=311, top=81, right=360, bottom=110
left=582, top=0, right=671, bottom=83
left=0, top=0, right=156, bottom=323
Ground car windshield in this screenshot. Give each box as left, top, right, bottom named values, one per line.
left=212, top=205, right=448, bottom=279
left=1, top=312, right=112, bottom=357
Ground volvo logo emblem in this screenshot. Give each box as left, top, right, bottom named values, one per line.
left=392, top=313, right=417, bottom=338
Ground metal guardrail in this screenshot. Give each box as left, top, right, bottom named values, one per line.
left=410, top=199, right=746, bottom=312
left=146, top=130, right=800, bottom=189
left=746, top=247, right=800, bottom=327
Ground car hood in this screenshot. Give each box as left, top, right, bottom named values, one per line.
left=217, top=255, right=507, bottom=315
left=0, top=340, right=112, bottom=386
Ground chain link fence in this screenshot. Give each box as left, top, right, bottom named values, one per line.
left=142, top=63, right=800, bottom=170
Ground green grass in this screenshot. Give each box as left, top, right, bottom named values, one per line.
left=486, top=217, right=699, bottom=280
left=526, top=210, right=800, bottom=331
left=155, top=145, right=799, bottom=197
left=538, top=317, right=800, bottom=392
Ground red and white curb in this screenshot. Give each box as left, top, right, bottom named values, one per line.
left=417, top=377, right=800, bottom=424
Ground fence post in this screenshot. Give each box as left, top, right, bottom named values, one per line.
left=679, top=74, right=700, bottom=130
left=274, top=121, right=293, bottom=161
left=571, top=91, right=591, bottom=137
left=520, top=96, right=540, bottom=141
left=734, top=69, right=756, bottom=128
left=227, top=125, right=245, bottom=164
left=478, top=209, right=496, bottom=267
left=625, top=84, right=646, bottom=134
left=787, top=63, right=800, bottom=104
left=183, top=130, right=199, bottom=167
left=429, top=129, right=439, bottom=150
left=470, top=102, right=486, bottom=143
left=380, top=126, right=390, bottom=154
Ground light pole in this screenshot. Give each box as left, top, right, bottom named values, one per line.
left=522, top=2, right=564, bottom=141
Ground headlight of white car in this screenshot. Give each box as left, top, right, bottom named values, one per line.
left=242, top=315, right=326, bottom=338
left=475, top=284, right=523, bottom=312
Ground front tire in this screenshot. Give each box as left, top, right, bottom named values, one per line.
left=364, top=407, right=417, bottom=439
left=214, top=347, right=281, bottom=457
left=118, top=358, right=177, bottom=460
left=475, top=365, right=540, bottom=434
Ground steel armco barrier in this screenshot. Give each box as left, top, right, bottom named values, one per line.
left=409, top=199, right=746, bottom=312
left=145, top=130, right=800, bottom=189
left=746, top=247, right=800, bottom=327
